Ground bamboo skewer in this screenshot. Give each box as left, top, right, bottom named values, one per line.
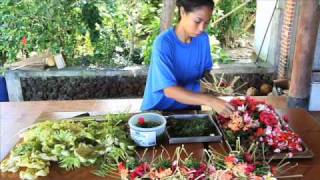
left=212, top=0, right=252, bottom=27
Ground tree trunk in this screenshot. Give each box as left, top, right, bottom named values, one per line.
left=160, top=0, right=176, bottom=32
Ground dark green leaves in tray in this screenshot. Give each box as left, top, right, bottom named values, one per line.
left=167, top=118, right=217, bottom=137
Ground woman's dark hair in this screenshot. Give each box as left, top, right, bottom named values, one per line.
left=176, top=0, right=215, bottom=14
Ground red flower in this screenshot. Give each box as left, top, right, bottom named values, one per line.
left=219, top=81, right=229, bottom=87
left=246, top=97, right=265, bottom=112
left=138, top=117, right=145, bottom=126
left=230, top=98, right=246, bottom=107
left=259, top=111, right=278, bottom=127
left=271, top=166, right=278, bottom=174
left=118, top=162, right=126, bottom=171
left=22, top=36, right=27, bottom=46
left=224, top=155, right=238, bottom=164
left=192, top=163, right=207, bottom=179
left=245, top=164, right=256, bottom=174
left=118, top=162, right=129, bottom=177
left=244, top=152, right=254, bottom=163
left=217, top=115, right=230, bottom=125
left=130, top=163, right=149, bottom=179
left=283, top=114, right=289, bottom=122
left=256, top=128, right=265, bottom=137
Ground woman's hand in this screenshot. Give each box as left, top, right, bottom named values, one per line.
left=163, top=86, right=235, bottom=117
left=207, top=97, right=235, bottom=117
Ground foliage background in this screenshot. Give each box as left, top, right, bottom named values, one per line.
left=0, top=0, right=255, bottom=67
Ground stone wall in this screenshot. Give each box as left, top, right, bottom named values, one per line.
left=21, top=76, right=146, bottom=101
left=5, top=64, right=275, bottom=101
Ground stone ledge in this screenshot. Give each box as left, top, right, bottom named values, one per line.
left=212, top=62, right=274, bottom=74
left=5, top=63, right=275, bottom=102
left=7, top=63, right=274, bottom=78
left=9, top=66, right=149, bottom=78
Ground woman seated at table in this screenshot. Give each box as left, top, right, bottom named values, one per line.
left=141, top=0, right=234, bottom=117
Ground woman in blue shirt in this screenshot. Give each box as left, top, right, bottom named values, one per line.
left=141, top=0, right=234, bottom=117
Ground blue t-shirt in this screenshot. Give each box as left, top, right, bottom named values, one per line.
left=141, top=27, right=213, bottom=111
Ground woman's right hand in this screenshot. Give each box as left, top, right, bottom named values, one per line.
left=207, top=97, right=235, bottom=117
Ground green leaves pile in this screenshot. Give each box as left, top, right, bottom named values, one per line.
left=0, top=114, right=135, bottom=180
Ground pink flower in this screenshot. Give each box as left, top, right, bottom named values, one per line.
left=243, top=113, right=252, bottom=123
left=208, top=165, right=216, bottom=174
left=215, top=170, right=233, bottom=180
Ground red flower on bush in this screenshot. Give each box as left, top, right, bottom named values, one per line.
left=22, top=36, right=27, bottom=46
left=259, top=111, right=278, bottom=127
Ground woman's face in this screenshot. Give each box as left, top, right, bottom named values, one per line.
left=180, top=6, right=213, bottom=37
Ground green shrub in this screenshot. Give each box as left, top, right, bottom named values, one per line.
left=0, top=0, right=84, bottom=63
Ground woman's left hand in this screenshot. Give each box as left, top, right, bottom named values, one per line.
left=206, top=97, right=235, bottom=118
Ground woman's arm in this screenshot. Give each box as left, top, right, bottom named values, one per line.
left=164, top=86, right=234, bottom=117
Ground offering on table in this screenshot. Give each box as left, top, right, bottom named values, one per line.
left=118, top=142, right=301, bottom=180
left=0, top=114, right=135, bottom=180
left=216, top=97, right=311, bottom=159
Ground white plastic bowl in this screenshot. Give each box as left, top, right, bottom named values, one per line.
left=128, top=112, right=166, bottom=147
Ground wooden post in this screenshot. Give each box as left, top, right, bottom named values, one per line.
left=160, top=0, right=176, bottom=32
left=288, top=0, right=320, bottom=108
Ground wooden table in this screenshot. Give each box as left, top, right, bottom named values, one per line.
left=1, top=96, right=320, bottom=179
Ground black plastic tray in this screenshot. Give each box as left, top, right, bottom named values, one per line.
left=165, top=114, right=223, bottom=144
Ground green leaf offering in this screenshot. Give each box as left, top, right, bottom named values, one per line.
left=0, top=114, right=135, bottom=180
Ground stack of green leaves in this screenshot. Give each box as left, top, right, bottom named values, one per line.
left=0, top=114, right=135, bottom=180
